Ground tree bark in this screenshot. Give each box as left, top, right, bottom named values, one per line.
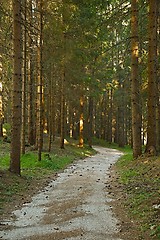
left=28, top=0, right=35, bottom=146
left=145, top=0, right=157, bottom=154
left=117, top=84, right=125, bottom=148
left=107, top=88, right=113, bottom=143
left=60, top=66, right=65, bottom=149
left=0, top=58, right=3, bottom=137
left=79, top=96, right=84, bottom=147
left=21, top=0, right=27, bottom=154
left=37, top=0, right=43, bottom=161
left=156, top=0, right=160, bottom=152
left=10, top=0, right=22, bottom=175
left=87, top=96, right=93, bottom=148
left=131, top=0, right=142, bottom=158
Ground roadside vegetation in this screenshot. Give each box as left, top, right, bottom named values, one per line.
left=0, top=138, right=159, bottom=239
left=93, top=138, right=160, bottom=240
left=0, top=139, right=96, bottom=218
left=116, top=152, right=160, bottom=240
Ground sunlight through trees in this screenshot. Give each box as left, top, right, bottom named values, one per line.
left=0, top=0, right=159, bottom=173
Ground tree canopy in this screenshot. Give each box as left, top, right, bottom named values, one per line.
left=0, top=0, right=159, bottom=173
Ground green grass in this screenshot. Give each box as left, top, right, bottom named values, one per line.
left=92, top=137, right=132, bottom=153
left=0, top=154, right=10, bottom=168
left=116, top=151, right=160, bottom=239
left=150, top=226, right=160, bottom=239
left=0, top=142, right=96, bottom=173
left=92, top=139, right=160, bottom=240
left=0, top=138, right=159, bottom=240
left=20, top=152, right=76, bottom=177
left=0, top=141, right=96, bottom=215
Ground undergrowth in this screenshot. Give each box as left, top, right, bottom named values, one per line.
left=116, top=152, right=160, bottom=240
left=0, top=138, right=159, bottom=240
left=0, top=140, right=96, bottom=216
left=93, top=138, right=160, bottom=239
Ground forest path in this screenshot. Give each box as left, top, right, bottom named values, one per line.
left=0, top=147, right=123, bottom=240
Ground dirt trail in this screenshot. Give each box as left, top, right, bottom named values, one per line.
left=0, top=147, right=123, bottom=240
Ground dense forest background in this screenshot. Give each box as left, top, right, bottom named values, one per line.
left=0, top=0, right=159, bottom=174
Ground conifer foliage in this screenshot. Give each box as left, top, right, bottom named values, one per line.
left=0, top=0, right=159, bottom=173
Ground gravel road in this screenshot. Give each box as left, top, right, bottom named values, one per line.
left=0, top=146, right=123, bottom=240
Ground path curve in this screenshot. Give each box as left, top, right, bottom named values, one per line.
left=0, top=146, right=123, bottom=240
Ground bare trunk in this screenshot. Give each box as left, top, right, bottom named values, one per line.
left=145, top=0, right=157, bottom=154
left=37, top=0, right=43, bottom=161
left=21, top=0, right=27, bottom=154
left=28, top=0, right=35, bottom=146
left=79, top=96, right=84, bottom=147
left=107, top=88, right=113, bottom=143
left=157, top=1, right=160, bottom=152
left=87, top=96, right=93, bottom=148
left=60, top=67, right=65, bottom=149
left=0, top=58, right=3, bottom=137
left=48, top=65, right=53, bottom=152
left=10, top=0, right=22, bottom=175
left=51, top=72, right=56, bottom=142
left=131, top=0, right=142, bottom=158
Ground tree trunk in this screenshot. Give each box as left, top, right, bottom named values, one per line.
left=10, top=0, right=22, bottom=175
left=37, top=0, right=43, bottom=161
left=107, top=88, right=113, bottom=143
left=79, top=96, right=84, bottom=147
left=48, top=64, right=54, bottom=152
left=0, top=58, right=3, bottom=137
left=87, top=96, right=93, bottom=148
left=156, top=1, right=160, bottom=152
left=72, top=109, right=78, bottom=140
left=145, top=0, right=157, bottom=154
left=28, top=0, right=35, bottom=146
left=100, top=93, right=107, bottom=140
left=21, top=0, right=27, bottom=154
left=60, top=67, right=65, bottom=149
left=131, top=0, right=142, bottom=158
left=51, top=69, right=56, bottom=142
left=117, top=85, right=125, bottom=148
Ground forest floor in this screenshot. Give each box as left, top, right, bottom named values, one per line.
left=0, top=144, right=159, bottom=240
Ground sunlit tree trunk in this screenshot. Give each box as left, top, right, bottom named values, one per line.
left=79, top=96, right=84, bottom=147
left=69, top=104, right=74, bottom=138
left=131, top=0, right=142, bottom=158
left=10, top=0, right=22, bottom=175
left=145, top=0, right=157, bottom=154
